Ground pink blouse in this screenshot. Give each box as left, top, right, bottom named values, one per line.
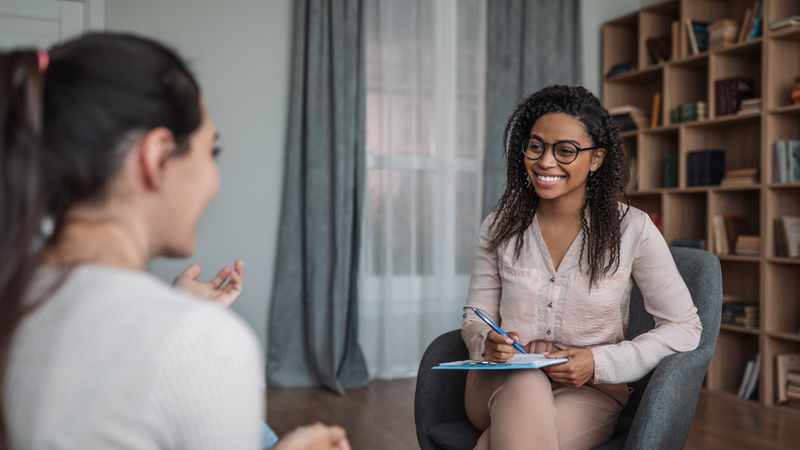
left=462, top=205, right=702, bottom=384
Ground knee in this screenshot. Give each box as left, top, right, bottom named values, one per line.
left=502, top=370, right=552, bottom=399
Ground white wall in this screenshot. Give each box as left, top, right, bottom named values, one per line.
left=105, top=0, right=294, bottom=348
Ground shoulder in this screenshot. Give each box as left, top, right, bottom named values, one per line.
left=618, top=203, right=650, bottom=237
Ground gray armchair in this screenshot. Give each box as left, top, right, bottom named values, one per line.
left=415, top=247, right=722, bottom=450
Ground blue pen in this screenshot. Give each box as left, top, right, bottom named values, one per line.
left=471, top=308, right=527, bottom=355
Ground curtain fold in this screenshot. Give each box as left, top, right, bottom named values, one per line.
left=266, top=0, right=369, bottom=394
left=482, top=0, right=582, bottom=217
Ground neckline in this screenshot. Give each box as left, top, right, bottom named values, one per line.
left=532, top=213, right=585, bottom=274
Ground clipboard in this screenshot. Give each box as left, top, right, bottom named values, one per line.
left=433, top=353, right=568, bottom=370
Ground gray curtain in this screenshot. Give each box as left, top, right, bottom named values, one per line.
left=267, top=0, right=369, bottom=394
left=483, top=0, right=582, bottom=217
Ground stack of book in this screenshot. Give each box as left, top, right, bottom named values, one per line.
left=720, top=167, right=758, bottom=186
left=777, top=354, right=800, bottom=408
left=608, top=105, right=649, bottom=131
left=712, top=213, right=756, bottom=256
left=787, top=371, right=800, bottom=410
left=738, top=97, right=761, bottom=115
left=606, top=62, right=636, bottom=78
left=735, top=235, right=760, bottom=256
left=688, top=149, right=724, bottom=186
left=708, top=19, right=740, bottom=50
left=792, top=75, right=800, bottom=105
left=673, top=101, right=707, bottom=123
left=773, top=140, right=800, bottom=183
left=715, top=78, right=755, bottom=116
left=672, top=238, right=707, bottom=250
left=723, top=299, right=759, bottom=329
left=774, top=216, right=800, bottom=258
left=737, top=353, right=760, bottom=400
left=769, top=15, right=800, bottom=31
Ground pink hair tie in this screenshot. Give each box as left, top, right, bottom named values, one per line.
left=38, top=50, right=49, bottom=74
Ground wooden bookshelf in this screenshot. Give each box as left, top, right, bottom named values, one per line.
left=603, top=0, right=800, bottom=416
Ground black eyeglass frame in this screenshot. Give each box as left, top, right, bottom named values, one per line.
left=520, top=137, right=598, bottom=165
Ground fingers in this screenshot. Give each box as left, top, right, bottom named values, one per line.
left=208, top=266, right=232, bottom=288
left=484, top=331, right=519, bottom=362
left=487, top=330, right=514, bottom=345
left=234, top=259, right=244, bottom=278
left=176, top=264, right=202, bottom=281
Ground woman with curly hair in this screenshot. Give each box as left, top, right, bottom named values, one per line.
left=461, top=85, right=702, bottom=450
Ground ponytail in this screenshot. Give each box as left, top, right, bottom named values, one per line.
left=0, top=51, right=48, bottom=449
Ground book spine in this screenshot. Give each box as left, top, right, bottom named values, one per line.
left=790, top=141, right=800, bottom=182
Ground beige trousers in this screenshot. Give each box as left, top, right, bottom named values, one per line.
left=464, top=341, right=629, bottom=450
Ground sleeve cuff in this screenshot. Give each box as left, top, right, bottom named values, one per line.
left=590, top=346, right=606, bottom=384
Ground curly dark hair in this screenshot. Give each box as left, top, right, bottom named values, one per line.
left=487, top=85, right=630, bottom=287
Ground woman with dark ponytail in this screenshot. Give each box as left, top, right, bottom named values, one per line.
left=0, top=34, right=348, bottom=450
left=461, top=85, right=702, bottom=449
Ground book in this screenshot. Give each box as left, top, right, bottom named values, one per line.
left=738, top=7, right=753, bottom=43
left=776, top=353, right=800, bottom=404
left=784, top=216, right=800, bottom=258
left=650, top=92, right=661, bottom=128
left=646, top=37, right=671, bottom=64
left=688, top=149, right=725, bottom=186
left=775, top=218, right=789, bottom=257
left=664, top=152, right=678, bottom=188
left=769, top=15, right=800, bottom=31
left=774, top=140, right=790, bottom=183
left=790, top=141, right=800, bottom=182
left=674, top=101, right=708, bottom=123
left=749, top=0, right=763, bottom=40
left=738, top=359, right=756, bottom=398
left=686, top=19, right=700, bottom=55
left=608, top=105, right=650, bottom=131
left=713, top=214, right=729, bottom=255
left=735, top=235, right=760, bottom=256
left=715, top=78, right=755, bottom=116
left=788, top=371, right=800, bottom=385
left=671, top=20, right=681, bottom=60
left=672, top=238, right=707, bottom=250
left=606, top=62, right=636, bottom=78
left=744, top=353, right=761, bottom=400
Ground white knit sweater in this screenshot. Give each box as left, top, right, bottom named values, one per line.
left=4, top=265, right=263, bottom=449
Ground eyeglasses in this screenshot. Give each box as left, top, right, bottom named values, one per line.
left=520, top=137, right=597, bottom=165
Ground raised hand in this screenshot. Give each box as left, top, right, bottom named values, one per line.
left=172, top=259, right=244, bottom=307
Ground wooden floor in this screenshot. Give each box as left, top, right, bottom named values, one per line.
left=268, top=378, right=800, bottom=449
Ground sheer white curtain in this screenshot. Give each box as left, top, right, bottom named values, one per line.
left=360, top=0, right=487, bottom=379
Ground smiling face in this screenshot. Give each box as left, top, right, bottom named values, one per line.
left=524, top=113, right=606, bottom=203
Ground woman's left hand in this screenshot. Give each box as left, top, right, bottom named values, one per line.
left=541, top=348, right=595, bottom=387
left=173, top=260, right=244, bottom=308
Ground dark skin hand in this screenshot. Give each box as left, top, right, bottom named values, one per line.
left=484, top=330, right=595, bottom=387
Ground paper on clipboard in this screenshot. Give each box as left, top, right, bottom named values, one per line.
left=433, top=353, right=568, bottom=370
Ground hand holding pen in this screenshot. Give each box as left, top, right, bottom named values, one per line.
left=472, top=307, right=527, bottom=362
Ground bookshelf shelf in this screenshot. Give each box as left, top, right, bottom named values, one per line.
left=767, top=257, right=800, bottom=264
left=769, top=25, right=800, bottom=40
left=682, top=112, right=761, bottom=127
left=603, top=0, right=800, bottom=416
left=770, top=103, right=800, bottom=114
left=767, top=331, right=800, bottom=342
left=720, top=324, right=760, bottom=335
left=619, top=130, right=638, bottom=139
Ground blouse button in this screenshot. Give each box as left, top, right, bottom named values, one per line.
left=548, top=303, right=553, bottom=308
left=547, top=330, right=551, bottom=335
left=462, top=313, right=467, bottom=318
left=550, top=277, right=555, bottom=282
